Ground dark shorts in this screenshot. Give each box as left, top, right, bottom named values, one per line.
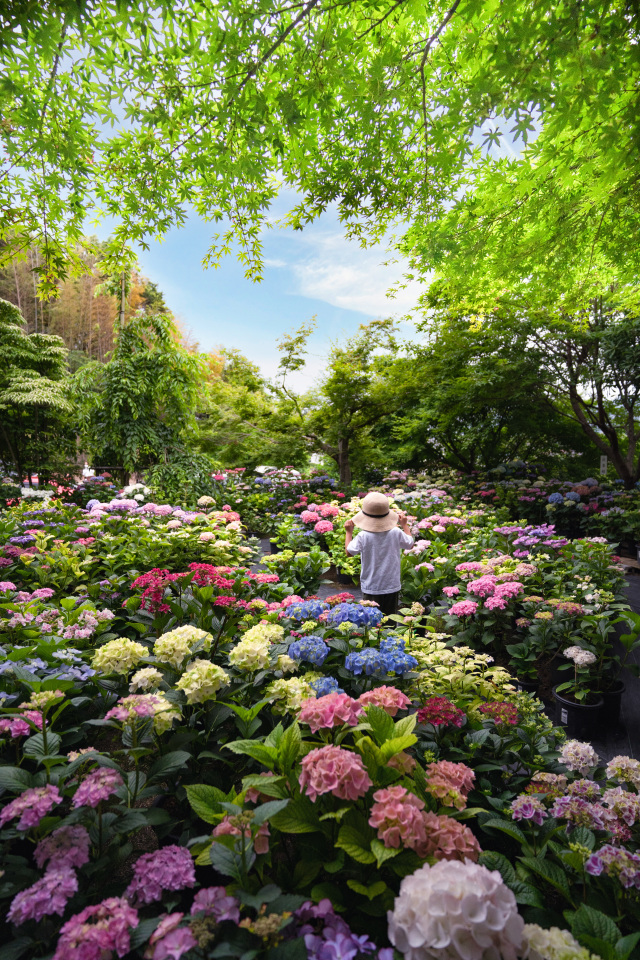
left=362, top=591, right=399, bottom=616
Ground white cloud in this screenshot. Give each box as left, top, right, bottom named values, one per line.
left=286, top=230, right=424, bottom=317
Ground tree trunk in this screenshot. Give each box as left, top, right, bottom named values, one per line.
left=338, top=437, right=351, bottom=485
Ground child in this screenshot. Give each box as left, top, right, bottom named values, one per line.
left=344, top=491, right=413, bottom=615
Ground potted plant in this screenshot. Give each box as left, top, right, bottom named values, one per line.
left=554, top=645, right=603, bottom=738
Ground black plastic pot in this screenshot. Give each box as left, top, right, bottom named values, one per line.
left=336, top=572, right=354, bottom=585
left=553, top=686, right=603, bottom=739
left=269, top=540, right=280, bottom=554
left=618, top=538, right=637, bottom=559
left=599, top=679, right=625, bottom=728
left=514, top=678, right=538, bottom=695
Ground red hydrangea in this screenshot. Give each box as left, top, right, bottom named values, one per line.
left=417, top=696, right=465, bottom=728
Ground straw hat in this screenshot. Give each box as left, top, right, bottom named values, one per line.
left=352, top=492, right=398, bottom=532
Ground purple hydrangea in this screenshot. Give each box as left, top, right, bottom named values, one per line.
left=125, top=845, right=196, bottom=905
left=0, top=784, right=62, bottom=830
left=190, top=886, right=240, bottom=922
left=8, top=866, right=78, bottom=924
left=53, top=897, right=139, bottom=960
left=585, top=844, right=640, bottom=888
left=34, top=824, right=91, bottom=870
left=72, top=767, right=123, bottom=809
left=510, top=795, right=547, bottom=826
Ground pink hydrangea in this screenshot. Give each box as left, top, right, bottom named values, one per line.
left=73, top=767, right=124, bottom=808
left=125, top=845, right=196, bottom=905
left=34, top=824, right=91, bottom=870
left=144, top=913, right=198, bottom=960
left=494, top=581, right=524, bottom=599
left=314, top=520, right=334, bottom=534
left=359, top=686, right=411, bottom=717
left=425, top=761, right=475, bottom=810
left=420, top=812, right=482, bottom=862
left=0, top=784, right=62, bottom=830
left=298, top=692, right=364, bottom=732
left=484, top=594, right=509, bottom=610
left=0, top=580, right=16, bottom=591
left=0, top=710, right=43, bottom=738
left=213, top=815, right=270, bottom=854
left=417, top=696, right=466, bottom=728
left=318, top=504, right=339, bottom=518
left=479, top=702, right=519, bottom=726
left=300, top=510, right=318, bottom=524
left=442, top=585, right=460, bottom=597
left=369, top=786, right=426, bottom=851
left=300, top=745, right=372, bottom=802
left=467, top=575, right=498, bottom=598
left=8, top=866, right=78, bottom=924
left=448, top=600, right=478, bottom=617
left=190, top=887, right=240, bottom=922
left=53, top=897, right=139, bottom=960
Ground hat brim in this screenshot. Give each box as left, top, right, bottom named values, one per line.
left=353, top=509, right=398, bottom=532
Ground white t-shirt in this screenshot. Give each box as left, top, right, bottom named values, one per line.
left=346, top=527, right=414, bottom=594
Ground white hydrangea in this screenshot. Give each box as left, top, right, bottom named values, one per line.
left=387, top=859, right=524, bottom=960
left=524, top=924, right=597, bottom=960
left=175, top=659, right=229, bottom=704
left=129, top=667, right=164, bottom=692
left=153, top=626, right=213, bottom=668
left=559, top=740, right=600, bottom=776
left=229, top=634, right=271, bottom=672
left=92, top=638, right=148, bottom=675
left=276, top=655, right=299, bottom=674
left=266, top=676, right=314, bottom=714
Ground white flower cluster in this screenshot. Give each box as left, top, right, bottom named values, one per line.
left=563, top=646, right=597, bottom=667
left=122, top=482, right=150, bottom=502
left=129, top=667, right=163, bottom=692
left=387, top=860, right=524, bottom=960
left=559, top=740, right=600, bottom=776
left=175, top=660, right=229, bottom=704
left=153, top=626, right=213, bottom=668
left=92, top=638, right=148, bottom=676
left=524, top=924, right=597, bottom=960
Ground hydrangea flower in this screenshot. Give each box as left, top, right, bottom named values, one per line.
left=585, top=844, right=640, bottom=888
left=52, top=897, right=139, bottom=960
left=299, top=744, right=372, bottom=802
left=298, top=692, right=364, bottom=732
left=34, top=824, right=91, bottom=870
left=420, top=812, right=482, bottom=862
left=424, top=761, right=475, bottom=810
left=129, top=667, right=164, bottom=692
left=549, top=796, right=609, bottom=831
left=359, top=685, right=411, bottom=717
left=559, top=740, right=600, bottom=775
left=175, top=660, right=229, bottom=703
left=145, top=914, right=197, bottom=960
left=0, top=709, right=43, bottom=738
left=92, top=638, right=147, bottom=675
left=285, top=599, right=329, bottom=620
left=369, top=785, right=427, bottom=852
left=478, top=702, right=519, bottom=725
left=326, top=603, right=383, bottom=627
left=73, top=767, right=124, bottom=808
left=388, top=860, right=524, bottom=960
left=0, top=784, right=62, bottom=830
left=105, top=693, right=181, bottom=734
left=8, top=867, right=78, bottom=924
left=606, top=755, right=640, bottom=788
left=287, top=635, right=330, bottom=666
left=448, top=600, right=479, bottom=617
left=417, top=696, right=466, bottom=728
left=310, top=676, right=344, bottom=697
left=524, top=924, right=596, bottom=960
left=266, top=677, right=315, bottom=714
left=229, top=633, right=271, bottom=672
left=154, top=626, right=212, bottom=668
left=125, top=845, right=196, bottom=905
left=190, top=887, right=240, bottom=922
left=510, top=795, right=547, bottom=825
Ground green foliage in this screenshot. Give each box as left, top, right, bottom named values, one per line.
left=73, top=312, right=202, bottom=478
left=0, top=298, right=75, bottom=480
left=145, top=451, right=219, bottom=507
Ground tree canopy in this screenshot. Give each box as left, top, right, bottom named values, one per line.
left=2, top=0, right=639, bottom=306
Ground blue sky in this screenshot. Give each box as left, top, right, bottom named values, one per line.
left=92, top=192, right=423, bottom=391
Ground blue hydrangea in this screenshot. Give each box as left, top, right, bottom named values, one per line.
left=326, top=603, right=383, bottom=628
left=287, top=635, right=330, bottom=666
left=565, top=491, right=580, bottom=502
left=310, top=676, right=344, bottom=697
left=547, top=493, right=564, bottom=504
left=345, top=642, right=417, bottom=676
left=285, top=599, right=329, bottom=621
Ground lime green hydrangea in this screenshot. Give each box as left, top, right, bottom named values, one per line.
left=175, top=659, right=229, bottom=704
left=154, top=625, right=213, bottom=668
left=524, top=924, right=599, bottom=960
left=276, top=654, right=298, bottom=674
left=92, top=638, right=148, bottom=675
left=129, top=667, right=164, bottom=692
left=229, top=634, right=271, bottom=672
left=244, top=623, right=284, bottom=644
left=266, top=677, right=314, bottom=714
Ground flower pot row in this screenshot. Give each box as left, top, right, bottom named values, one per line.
left=515, top=677, right=626, bottom=739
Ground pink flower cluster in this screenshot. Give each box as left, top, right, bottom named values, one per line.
left=510, top=795, right=547, bottom=825
left=0, top=709, right=43, bottom=738
left=314, top=520, right=334, bottom=534
left=369, top=785, right=427, bottom=852
left=125, top=845, right=196, bottom=905
left=53, top=896, right=139, bottom=960
left=442, top=586, right=459, bottom=597
left=478, top=702, right=519, bottom=725
left=420, top=812, right=482, bottom=862
left=8, top=866, right=78, bottom=924
left=300, top=744, right=372, bottom=801
left=298, top=693, right=364, bottom=732
left=424, top=761, right=475, bottom=810
left=144, top=913, right=197, bottom=960
left=73, top=767, right=124, bottom=809
left=359, top=686, right=411, bottom=717
left=0, top=784, right=61, bottom=830
left=448, top=600, right=478, bottom=617
left=35, top=824, right=91, bottom=870
left=417, top=696, right=466, bottom=728
left=213, top=814, right=270, bottom=854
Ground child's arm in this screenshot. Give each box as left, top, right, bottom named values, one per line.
left=397, top=511, right=411, bottom=534
left=344, top=518, right=355, bottom=555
